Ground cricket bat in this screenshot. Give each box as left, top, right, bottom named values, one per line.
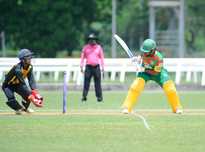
left=114, top=34, right=142, bottom=72
left=114, top=34, right=134, bottom=58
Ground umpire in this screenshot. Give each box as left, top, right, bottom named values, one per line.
left=2, top=49, right=42, bottom=114
left=80, top=33, right=105, bottom=102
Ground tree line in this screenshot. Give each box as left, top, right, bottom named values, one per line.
left=0, top=0, right=204, bottom=57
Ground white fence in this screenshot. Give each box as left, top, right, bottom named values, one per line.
left=1, top=58, right=205, bottom=85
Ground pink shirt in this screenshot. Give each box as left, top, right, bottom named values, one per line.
left=80, top=43, right=104, bottom=69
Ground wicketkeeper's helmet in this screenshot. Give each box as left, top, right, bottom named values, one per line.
left=18, top=49, right=33, bottom=60
left=140, top=39, right=156, bottom=53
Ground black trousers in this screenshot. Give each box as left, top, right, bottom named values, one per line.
left=2, top=83, right=31, bottom=110
left=83, top=64, right=102, bottom=99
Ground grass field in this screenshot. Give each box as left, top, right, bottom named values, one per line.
left=0, top=90, right=205, bottom=152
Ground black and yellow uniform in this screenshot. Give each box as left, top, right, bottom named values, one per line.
left=2, top=62, right=36, bottom=111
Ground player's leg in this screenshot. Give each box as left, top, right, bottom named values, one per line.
left=82, top=65, right=92, bottom=101
left=16, top=85, right=34, bottom=113
left=93, top=65, right=103, bottom=102
left=159, top=69, right=183, bottom=113
left=2, top=85, right=24, bottom=114
left=122, top=77, right=145, bottom=113
left=163, top=80, right=183, bottom=113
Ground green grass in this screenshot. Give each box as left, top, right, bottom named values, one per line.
left=37, top=90, right=205, bottom=111
left=0, top=90, right=205, bottom=152
left=2, top=90, right=205, bottom=111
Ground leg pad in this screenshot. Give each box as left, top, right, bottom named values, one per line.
left=122, top=78, right=145, bottom=112
left=163, top=80, right=183, bottom=112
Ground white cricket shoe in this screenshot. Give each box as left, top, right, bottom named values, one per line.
left=122, top=108, right=133, bottom=114
left=175, top=108, right=183, bottom=114
left=122, top=108, right=129, bottom=114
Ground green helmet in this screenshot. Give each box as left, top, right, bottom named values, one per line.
left=140, top=39, right=156, bottom=53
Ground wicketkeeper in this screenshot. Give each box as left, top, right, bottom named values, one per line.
left=2, top=49, right=43, bottom=114
left=122, top=39, right=183, bottom=114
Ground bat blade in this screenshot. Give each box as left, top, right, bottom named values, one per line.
left=114, top=34, right=133, bottom=58
left=114, top=34, right=142, bottom=74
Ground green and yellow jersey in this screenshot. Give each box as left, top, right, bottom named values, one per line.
left=138, top=50, right=170, bottom=86
left=141, top=50, right=163, bottom=75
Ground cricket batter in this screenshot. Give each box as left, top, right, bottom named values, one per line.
left=2, top=49, right=43, bottom=114
left=122, top=39, right=183, bottom=114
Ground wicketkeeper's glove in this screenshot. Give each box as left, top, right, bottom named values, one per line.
left=28, top=90, right=43, bottom=107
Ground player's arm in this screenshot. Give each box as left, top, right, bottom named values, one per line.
left=99, top=46, right=105, bottom=71
left=27, top=66, right=37, bottom=90
left=27, top=66, right=43, bottom=107
left=143, top=60, right=162, bottom=72
left=142, top=62, right=154, bottom=70
left=80, top=46, right=86, bottom=72
left=154, top=62, right=163, bottom=72
left=15, top=66, right=42, bottom=107
left=131, top=55, right=144, bottom=72
left=153, top=53, right=163, bottom=72
left=28, top=89, right=43, bottom=107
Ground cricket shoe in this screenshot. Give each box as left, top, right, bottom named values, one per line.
left=15, top=109, right=25, bottom=115
left=24, top=108, right=35, bottom=113
left=81, top=97, right=87, bottom=102
left=97, top=97, right=103, bottom=102
left=122, top=108, right=133, bottom=114
left=175, top=108, right=183, bottom=114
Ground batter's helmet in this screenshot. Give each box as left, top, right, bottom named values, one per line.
left=140, top=39, right=156, bottom=53
left=18, top=49, right=33, bottom=60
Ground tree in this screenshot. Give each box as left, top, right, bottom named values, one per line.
left=0, top=0, right=96, bottom=57
left=186, top=0, right=205, bottom=55
left=117, top=0, right=149, bottom=53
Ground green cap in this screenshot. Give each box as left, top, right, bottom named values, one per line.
left=140, top=39, right=156, bottom=53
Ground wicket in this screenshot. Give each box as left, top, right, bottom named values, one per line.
left=62, top=71, right=67, bottom=113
